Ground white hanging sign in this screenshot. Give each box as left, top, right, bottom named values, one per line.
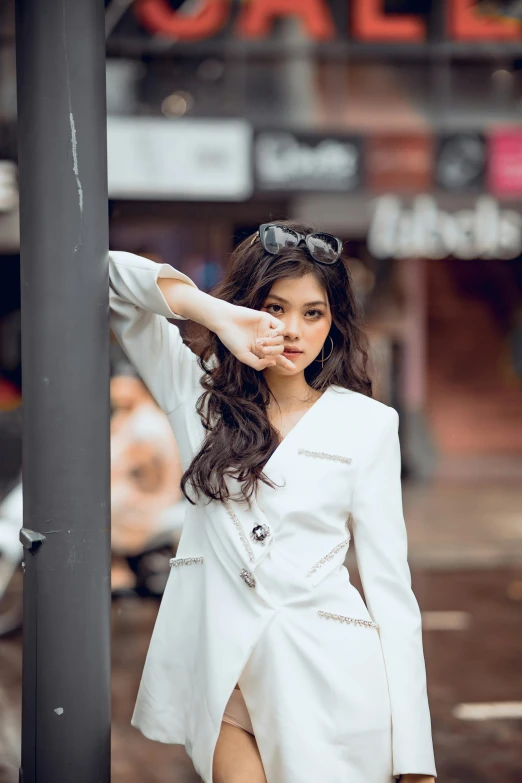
left=107, top=117, right=253, bottom=200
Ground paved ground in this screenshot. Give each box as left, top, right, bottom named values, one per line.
left=1, top=478, right=522, bottom=782
left=402, top=473, right=522, bottom=569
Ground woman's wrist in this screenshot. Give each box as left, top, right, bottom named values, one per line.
left=198, top=296, right=236, bottom=334
left=157, top=277, right=232, bottom=331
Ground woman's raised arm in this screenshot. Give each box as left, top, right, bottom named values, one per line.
left=157, top=276, right=295, bottom=373
left=109, top=251, right=293, bottom=416
left=109, top=251, right=205, bottom=416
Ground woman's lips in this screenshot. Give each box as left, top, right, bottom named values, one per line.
left=282, top=350, right=302, bottom=358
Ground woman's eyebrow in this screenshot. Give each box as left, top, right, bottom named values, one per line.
left=266, top=294, right=328, bottom=307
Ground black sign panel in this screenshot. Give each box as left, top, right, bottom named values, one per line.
left=435, top=133, right=486, bottom=191
left=255, top=131, right=362, bottom=193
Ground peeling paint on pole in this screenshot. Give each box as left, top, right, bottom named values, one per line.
left=69, top=111, right=84, bottom=216
left=62, top=0, right=84, bottom=253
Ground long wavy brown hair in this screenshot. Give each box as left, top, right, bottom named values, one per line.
left=181, top=219, right=372, bottom=507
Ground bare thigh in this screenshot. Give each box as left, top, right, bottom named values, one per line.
left=209, top=721, right=267, bottom=783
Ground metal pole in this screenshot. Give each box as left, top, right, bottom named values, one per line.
left=15, top=1, right=111, bottom=781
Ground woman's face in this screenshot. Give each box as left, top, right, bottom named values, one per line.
left=260, top=273, right=332, bottom=375
left=110, top=376, right=150, bottom=414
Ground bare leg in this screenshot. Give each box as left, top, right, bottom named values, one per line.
left=211, top=721, right=267, bottom=783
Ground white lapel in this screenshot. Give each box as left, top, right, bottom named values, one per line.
left=260, top=384, right=335, bottom=479
left=222, top=386, right=337, bottom=570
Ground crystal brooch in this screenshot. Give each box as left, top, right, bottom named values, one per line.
left=250, top=523, right=271, bottom=545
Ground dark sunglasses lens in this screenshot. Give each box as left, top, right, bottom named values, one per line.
left=307, top=233, right=341, bottom=264
left=263, top=225, right=300, bottom=254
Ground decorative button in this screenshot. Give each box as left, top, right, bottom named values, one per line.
left=240, top=569, right=256, bottom=588
left=250, top=524, right=271, bottom=545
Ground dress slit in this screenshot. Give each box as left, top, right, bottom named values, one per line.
left=222, top=687, right=255, bottom=736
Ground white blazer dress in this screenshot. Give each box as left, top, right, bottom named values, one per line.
left=109, top=251, right=437, bottom=783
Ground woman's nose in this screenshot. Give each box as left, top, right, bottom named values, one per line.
left=283, top=315, right=301, bottom=338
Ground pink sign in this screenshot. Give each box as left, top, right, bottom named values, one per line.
left=488, top=129, right=522, bottom=196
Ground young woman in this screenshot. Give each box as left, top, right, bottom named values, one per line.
left=109, top=221, right=437, bottom=783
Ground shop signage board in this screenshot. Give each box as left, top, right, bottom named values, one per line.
left=488, top=128, right=522, bottom=197
left=435, top=133, right=486, bottom=191
left=254, top=131, right=362, bottom=192
left=106, top=120, right=522, bottom=201
left=366, top=133, right=433, bottom=194
left=130, top=0, right=522, bottom=43
left=107, top=117, right=253, bottom=200
left=368, top=194, right=522, bottom=260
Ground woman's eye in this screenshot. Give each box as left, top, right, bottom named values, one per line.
left=266, top=304, right=283, bottom=314
left=306, top=309, right=323, bottom=318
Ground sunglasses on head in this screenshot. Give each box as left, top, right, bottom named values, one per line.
left=250, top=223, right=343, bottom=265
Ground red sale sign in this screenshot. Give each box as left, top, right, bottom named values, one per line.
left=134, top=0, right=522, bottom=43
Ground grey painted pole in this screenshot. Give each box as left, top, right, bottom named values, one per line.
left=15, top=1, right=111, bottom=781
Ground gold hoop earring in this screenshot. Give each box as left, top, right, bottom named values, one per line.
left=315, top=335, right=334, bottom=365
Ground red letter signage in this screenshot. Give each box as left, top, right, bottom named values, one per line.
left=449, top=0, right=520, bottom=40
left=135, top=0, right=229, bottom=41
left=352, top=0, right=425, bottom=41
left=237, top=0, right=335, bottom=41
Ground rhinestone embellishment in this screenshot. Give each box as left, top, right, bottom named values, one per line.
left=169, top=557, right=203, bottom=567
left=307, top=538, right=350, bottom=578
left=250, top=523, right=271, bottom=545
left=306, top=518, right=352, bottom=578
left=240, top=569, right=256, bottom=588
left=224, top=500, right=255, bottom=563
left=298, top=448, right=352, bottom=465
left=318, top=610, right=379, bottom=630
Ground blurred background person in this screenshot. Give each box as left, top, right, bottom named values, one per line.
left=110, top=356, right=186, bottom=594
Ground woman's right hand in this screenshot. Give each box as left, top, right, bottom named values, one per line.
left=156, top=276, right=295, bottom=371
left=212, top=302, right=296, bottom=372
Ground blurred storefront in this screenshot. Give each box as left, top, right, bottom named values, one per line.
left=2, top=9, right=522, bottom=782
left=1, top=1, right=522, bottom=478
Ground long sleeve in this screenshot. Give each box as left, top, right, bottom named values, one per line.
left=351, top=407, right=437, bottom=779
left=109, top=250, right=204, bottom=416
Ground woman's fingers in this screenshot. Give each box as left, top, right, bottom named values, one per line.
left=256, top=334, right=284, bottom=346
left=255, top=343, right=289, bottom=367
left=259, top=345, right=296, bottom=369
left=253, top=351, right=294, bottom=371
left=255, top=335, right=284, bottom=358
left=239, top=351, right=277, bottom=370
left=256, top=341, right=297, bottom=370
left=259, top=344, right=282, bottom=355
left=241, top=350, right=295, bottom=372
left=259, top=320, right=284, bottom=340
left=274, top=354, right=296, bottom=370
left=235, top=315, right=292, bottom=370
left=253, top=357, right=278, bottom=370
